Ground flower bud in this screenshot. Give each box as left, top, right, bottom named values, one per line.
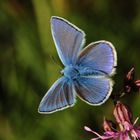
left=135, top=80, right=140, bottom=88
left=124, top=67, right=135, bottom=93
left=124, top=67, right=140, bottom=93
left=126, top=67, right=134, bottom=81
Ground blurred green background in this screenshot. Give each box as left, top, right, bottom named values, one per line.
left=1, top=0, right=140, bottom=140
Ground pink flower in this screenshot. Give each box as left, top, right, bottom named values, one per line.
left=85, top=102, right=140, bottom=140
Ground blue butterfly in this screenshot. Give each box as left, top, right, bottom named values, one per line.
left=38, top=16, right=117, bottom=114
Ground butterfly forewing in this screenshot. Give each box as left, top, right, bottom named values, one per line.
left=51, top=16, right=85, bottom=66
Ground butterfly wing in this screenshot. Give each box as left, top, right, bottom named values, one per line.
left=38, top=77, right=76, bottom=114
left=51, top=16, right=85, bottom=66
left=74, top=77, right=113, bottom=105
left=77, top=41, right=117, bottom=75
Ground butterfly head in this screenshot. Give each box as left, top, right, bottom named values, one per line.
left=61, top=66, right=79, bottom=80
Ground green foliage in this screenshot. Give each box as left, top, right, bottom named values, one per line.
left=0, top=0, right=140, bottom=140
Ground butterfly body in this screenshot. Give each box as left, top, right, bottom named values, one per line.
left=63, top=65, right=106, bottom=79
left=38, top=16, right=117, bottom=114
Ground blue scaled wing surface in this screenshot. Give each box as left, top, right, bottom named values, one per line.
left=74, top=77, right=113, bottom=105
left=38, top=77, right=76, bottom=114
left=77, top=41, right=117, bottom=75
left=51, top=16, right=85, bottom=66
left=39, top=17, right=86, bottom=114
left=75, top=41, right=117, bottom=105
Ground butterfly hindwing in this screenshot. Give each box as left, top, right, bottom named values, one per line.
left=51, top=16, right=85, bottom=66
left=38, top=77, right=75, bottom=114
left=77, top=41, right=117, bottom=75
left=74, top=77, right=113, bottom=105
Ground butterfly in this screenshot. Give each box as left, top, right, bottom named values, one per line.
left=38, top=16, right=117, bottom=114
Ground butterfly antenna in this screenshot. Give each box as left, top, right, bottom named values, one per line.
left=49, top=55, right=62, bottom=69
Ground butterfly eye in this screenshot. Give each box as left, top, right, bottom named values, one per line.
left=60, top=70, right=64, bottom=75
